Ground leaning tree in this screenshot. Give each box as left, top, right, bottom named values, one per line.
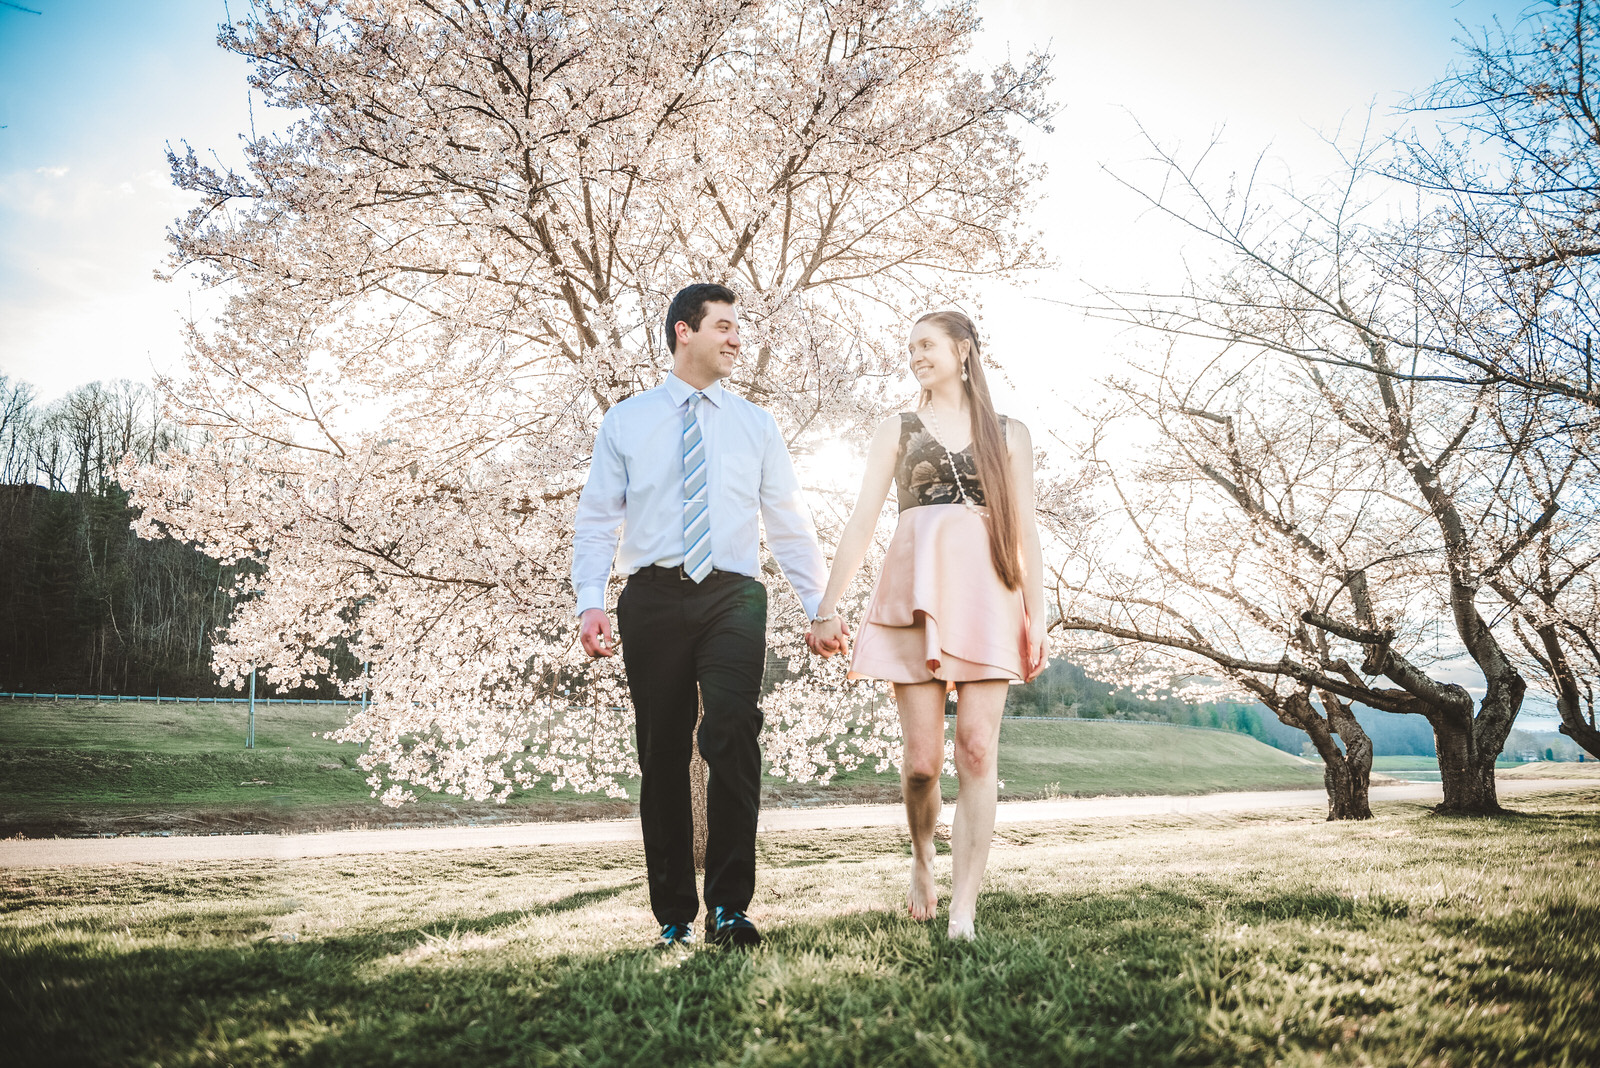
left=1055, top=354, right=1386, bottom=820
left=125, top=0, right=1051, bottom=802
left=1052, top=130, right=1593, bottom=816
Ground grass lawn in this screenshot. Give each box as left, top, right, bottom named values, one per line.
left=1372, top=756, right=1572, bottom=783
left=1499, top=760, right=1600, bottom=779
left=821, top=719, right=1326, bottom=800
left=0, top=699, right=635, bottom=835
left=3, top=789, right=1597, bottom=1066
left=0, top=701, right=1325, bottom=836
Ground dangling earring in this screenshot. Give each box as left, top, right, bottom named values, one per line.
left=961, top=364, right=968, bottom=382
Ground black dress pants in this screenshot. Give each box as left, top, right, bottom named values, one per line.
left=617, top=568, right=767, bottom=925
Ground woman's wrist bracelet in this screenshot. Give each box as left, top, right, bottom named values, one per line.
left=811, top=612, right=838, bottom=624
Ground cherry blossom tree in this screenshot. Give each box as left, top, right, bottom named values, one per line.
left=1051, top=133, right=1596, bottom=817
left=125, top=0, right=1051, bottom=803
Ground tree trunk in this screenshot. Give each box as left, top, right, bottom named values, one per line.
left=1322, top=757, right=1373, bottom=820
left=691, top=695, right=708, bottom=871
left=1322, top=692, right=1374, bottom=820
left=1432, top=714, right=1503, bottom=815
left=1532, top=620, right=1600, bottom=759
left=1276, top=690, right=1373, bottom=820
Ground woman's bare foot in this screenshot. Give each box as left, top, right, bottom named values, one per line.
left=947, top=915, right=976, bottom=941
left=907, top=854, right=937, bottom=921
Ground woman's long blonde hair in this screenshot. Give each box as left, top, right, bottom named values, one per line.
left=915, top=311, right=1022, bottom=590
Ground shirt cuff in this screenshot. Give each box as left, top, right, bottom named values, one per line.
left=800, top=592, right=823, bottom=621
left=574, top=585, right=608, bottom=617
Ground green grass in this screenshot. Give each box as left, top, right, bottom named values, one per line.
left=1500, top=760, right=1600, bottom=779
left=4, top=790, right=1597, bottom=1066
left=0, top=699, right=374, bottom=808
left=1372, top=756, right=1531, bottom=783
left=825, top=719, right=1326, bottom=799
left=1371, top=755, right=1441, bottom=771
left=0, top=700, right=1325, bottom=835
left=0, top=699, right=634, bottom=835
left=0, top=699, right=371, bottom=804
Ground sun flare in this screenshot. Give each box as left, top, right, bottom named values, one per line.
left=796, top=437, right=866, bottom=499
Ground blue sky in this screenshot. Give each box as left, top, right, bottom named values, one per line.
left=0, top=0, right=254, bottom=397
left=0, top=0, right=1521, bottom=402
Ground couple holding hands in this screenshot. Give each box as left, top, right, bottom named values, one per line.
left=572, top=283, right=1047, bottom=949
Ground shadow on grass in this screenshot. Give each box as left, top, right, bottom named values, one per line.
left=6, top=882, right=1597, bottom=1068
left=1422, top=794, right=1600, bottom=824
left=5, top=885, right=1216, bottom=1068
left=1419, top=896, right=1600, bottom=1065
left=409, top=883, right=634, bottom=941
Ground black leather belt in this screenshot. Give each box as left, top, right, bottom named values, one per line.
left=629, top=564, right=747, bottom=583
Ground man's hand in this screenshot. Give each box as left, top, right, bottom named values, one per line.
left=579, top=608, right=616, bottom=658
left=806, top=616, right=850, bottom=658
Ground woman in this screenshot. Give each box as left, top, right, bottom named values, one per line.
left=808, top=310, right=1047, bottom=941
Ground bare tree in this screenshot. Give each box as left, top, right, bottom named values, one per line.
left=23, top=382, right=178, bottom=495
left=1058, top=129, right=1594, bottom=815
left=0, top=375, right=36, bottom=486
left=1159, top=3, right=1600, bottom=422
left=1057, top=357, right=1386, bottom=819
left=0, top=376, right=240, bottom=695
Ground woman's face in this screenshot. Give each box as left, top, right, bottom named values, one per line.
left=907, top=321, right=964, bottom=390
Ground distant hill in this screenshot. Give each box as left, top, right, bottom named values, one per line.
left=1003, top=657, right=1586, bottom=762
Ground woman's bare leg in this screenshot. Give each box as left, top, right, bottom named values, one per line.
left=948, top=680, right=1008, bottom=940
left=895, top=680, right=948, bottom=921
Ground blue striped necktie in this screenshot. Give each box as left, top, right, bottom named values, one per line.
left=682, top=391, right=713, bottom=582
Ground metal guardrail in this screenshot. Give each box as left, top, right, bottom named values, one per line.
left=0, top=694, right=1252, bottom=732
left=995, top=714, right=1247, bottom=735
left=0, top=692, right=360, bottom=706
left=1, top=693, right=1252, bottom=727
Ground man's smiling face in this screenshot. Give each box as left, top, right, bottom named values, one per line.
left=675, top=301, right=741, bottom=387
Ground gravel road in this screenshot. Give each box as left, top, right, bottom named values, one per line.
left=2, top=779, right=1591, bottom=868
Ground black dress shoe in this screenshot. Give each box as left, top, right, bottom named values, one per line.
left=707, top=906, right=762, bottom=948
left=656, top=922, right=694, bottom=949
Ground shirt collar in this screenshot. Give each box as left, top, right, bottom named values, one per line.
left=665, top=372, right=727, bottom=407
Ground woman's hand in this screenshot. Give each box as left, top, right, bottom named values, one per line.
left=807, top=616, right=850, bottom=658
left=1024, top=615, right=1048, bottom=682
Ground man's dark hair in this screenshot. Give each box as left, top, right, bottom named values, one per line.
left=664, top=283, right=738, bottom=353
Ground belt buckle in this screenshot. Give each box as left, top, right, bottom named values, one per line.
left=675, top=564, right=691, bottom=581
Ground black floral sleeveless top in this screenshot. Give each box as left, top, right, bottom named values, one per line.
left=895, top=411, right=1007, bottom=512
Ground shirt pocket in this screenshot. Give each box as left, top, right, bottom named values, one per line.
left=720, top=450, right=763, bottom=508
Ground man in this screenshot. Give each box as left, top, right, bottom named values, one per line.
left=572, top=283, right=829, bottom=949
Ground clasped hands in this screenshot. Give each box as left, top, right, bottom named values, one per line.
left=806, top=615, right=851, bottom=658
left=586, top=606, right=851, bottom=660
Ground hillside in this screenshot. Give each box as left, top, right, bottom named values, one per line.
left=0, top=699, right=1327, bottom=837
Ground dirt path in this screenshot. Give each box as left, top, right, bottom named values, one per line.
left=2, top=779, right=1591, bottom=868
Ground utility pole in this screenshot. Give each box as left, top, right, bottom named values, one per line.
left=247, top=665, right=256, bottom=749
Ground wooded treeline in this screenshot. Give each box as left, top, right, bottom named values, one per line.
left=0, top=375, right=346, bottom=697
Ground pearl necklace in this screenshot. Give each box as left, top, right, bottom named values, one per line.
left=919, top=405, right=979, bottom=511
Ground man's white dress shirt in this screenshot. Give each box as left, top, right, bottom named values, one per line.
left=572, top=373, right=827, bottom=619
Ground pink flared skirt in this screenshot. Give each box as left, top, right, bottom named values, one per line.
left=848, top=503, right=1042, bottom=687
